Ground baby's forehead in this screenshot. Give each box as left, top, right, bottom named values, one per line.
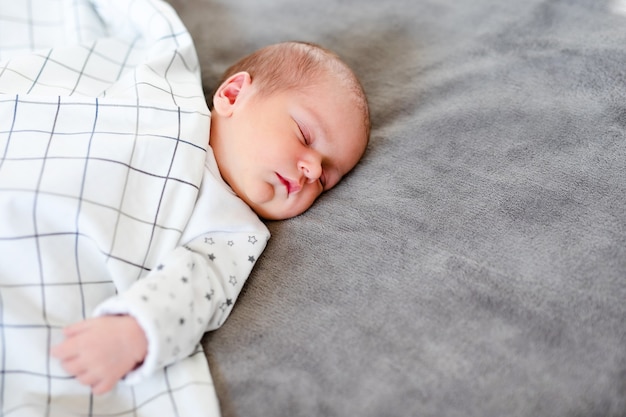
left=320, top=70, right=369, bottom=125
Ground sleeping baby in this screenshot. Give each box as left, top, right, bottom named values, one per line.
left=50, top=39, right=370, bottom=394
left=0, top=0, right=369, bottom=414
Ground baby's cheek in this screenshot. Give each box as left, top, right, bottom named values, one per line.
left=289, top=189, right=321, bottom=218
left=244, top=180, right=275, bottom=206
left=253, top=185, right=321, bottom=220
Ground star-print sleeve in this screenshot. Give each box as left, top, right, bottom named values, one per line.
left=92, top=230, right=268, bottom=384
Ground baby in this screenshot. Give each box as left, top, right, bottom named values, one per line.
left=50, top=41, right=370, bottom=394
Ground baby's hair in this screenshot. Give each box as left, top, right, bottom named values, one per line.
left=219, top=41, right=371, bottom=139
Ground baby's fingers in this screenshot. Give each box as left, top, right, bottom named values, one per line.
left=75, top=369, right=104, bottom=392
left=76, top=364, right=120, bottom=395
left=57, top=355, right=86, bottom=377
left=91, top=377, right=117, bottom=395
left=57, top=354, right=117, bottom=395
left=50, top=338, right=78, bottom=360
left=61, top=320, right=91, bottom=337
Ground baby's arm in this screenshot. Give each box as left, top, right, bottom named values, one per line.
left=52, top=230, right=267, bottom=394
left=51, top=315, right=147, bottom=395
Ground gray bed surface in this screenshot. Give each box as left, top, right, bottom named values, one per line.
left=167, top=0, right=626, bottom=416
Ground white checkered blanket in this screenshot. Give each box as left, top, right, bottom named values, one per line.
left=0, top=0, right=222, bottom=415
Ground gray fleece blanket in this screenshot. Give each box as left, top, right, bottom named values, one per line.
left=167, top=0, right=626, bottom=416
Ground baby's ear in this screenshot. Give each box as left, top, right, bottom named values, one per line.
left=213, top=72, right=252, bottom=116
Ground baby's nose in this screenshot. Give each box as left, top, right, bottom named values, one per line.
left=299, top=156, right=322, bottom=182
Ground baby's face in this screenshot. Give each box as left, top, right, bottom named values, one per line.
left=211, top=73, right=368, bottom=220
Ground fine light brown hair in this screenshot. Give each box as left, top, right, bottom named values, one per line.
left=217, top=41, right=371, bottom=140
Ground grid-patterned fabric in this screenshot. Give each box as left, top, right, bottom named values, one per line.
left=0, top=0, right=244, bottom=415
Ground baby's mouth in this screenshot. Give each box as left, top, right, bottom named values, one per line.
left=276, top=173, right=301, bottom=195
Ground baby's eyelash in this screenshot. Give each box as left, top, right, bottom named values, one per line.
left=297, top=123, right=310, bottom=145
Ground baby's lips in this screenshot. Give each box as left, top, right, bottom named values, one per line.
left=287, top=180, right=302, bottom=194
left=276, top=173, right=301, bottom=194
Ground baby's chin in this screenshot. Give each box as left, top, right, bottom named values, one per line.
left=238, top=182, right=317, bottom=220
left=249, top=202, right=294, bottom=221
left=249, top=199, right=313, bottom=221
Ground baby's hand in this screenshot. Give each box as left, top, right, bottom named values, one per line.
left=51, top=315, right=148, bottom=395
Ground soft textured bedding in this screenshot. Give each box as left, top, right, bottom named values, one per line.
left=2, top=0, right=626, bottom=416
left=0, top=0, right=222, bottom=415
left=165, top=0, right=626, bottom=416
